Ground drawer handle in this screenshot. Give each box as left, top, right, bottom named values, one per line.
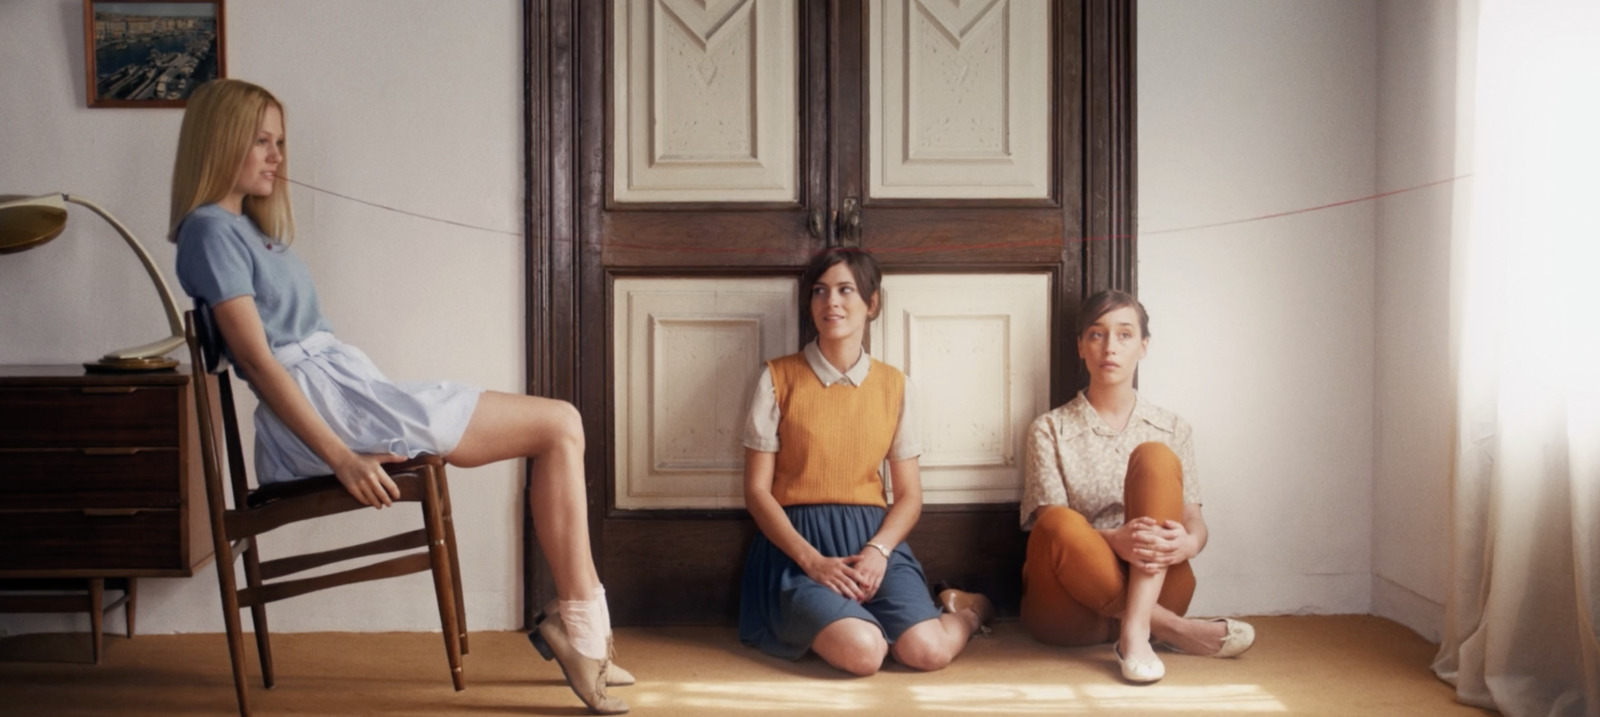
left=82, top=448, right=144, bottom=456
left=83, top=508, right=144, bottom=517
left=80, top=386, right=140, bottom=395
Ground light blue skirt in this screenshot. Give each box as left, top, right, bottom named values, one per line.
left=252, top=332, right=482, bottom=485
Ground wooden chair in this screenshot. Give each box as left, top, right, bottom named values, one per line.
left=183, top=309, right=468, bottom=716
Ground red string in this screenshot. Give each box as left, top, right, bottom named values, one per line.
left=602, top=174, right=1470, bottom=255
left=291, top=173, right=1470, bottom=249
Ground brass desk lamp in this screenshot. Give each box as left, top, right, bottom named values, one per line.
left=0, top=193, right=185, bottom=371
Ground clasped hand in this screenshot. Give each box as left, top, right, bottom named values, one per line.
left=1114, top=516, right=1191, bottom=575
left=331, top=452, right=405, bottom=508
left=804, top=549, right=888, bottom=603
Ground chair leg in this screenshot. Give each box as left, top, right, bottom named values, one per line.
left=213, top=542, right=253, bottom=717
left=242, top=543, right=275, bottom=689
left=422, top=472, right=465, bottom=691
left=125, top=578, right=137, bottom=639
left=88, top=578, right=104, bottom=665
left=437, top=469, right=468, bottom=655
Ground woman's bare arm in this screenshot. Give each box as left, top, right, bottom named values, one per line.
left=211, top=296, right=401, bottom=507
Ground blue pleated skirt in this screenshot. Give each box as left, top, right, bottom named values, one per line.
left=252, top=332, right=483, bottom=485
left=739, top=503, right=943, bottom=660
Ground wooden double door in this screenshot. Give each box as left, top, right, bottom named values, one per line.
left=525, top=0, right=1136, bottom=625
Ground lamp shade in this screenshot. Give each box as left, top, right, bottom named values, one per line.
left=0, top=193, right=185, bottom=370
left=0, top=202, right=68, bottom=255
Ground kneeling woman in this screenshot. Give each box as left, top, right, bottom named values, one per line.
left=739, top=248, right=993, bottom=676
left=1020, top=290, right=1254, bottom=683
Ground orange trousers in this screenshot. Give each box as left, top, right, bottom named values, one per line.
left=1020, top=442, right=1195, bottom=646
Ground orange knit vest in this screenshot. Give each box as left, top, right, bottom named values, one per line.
left=768, top=352, right=903, bottom=507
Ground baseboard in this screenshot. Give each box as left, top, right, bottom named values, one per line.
left=1371, top=574, right=1444, bottom=642
left=1187, top=572, right=1371, bottom=616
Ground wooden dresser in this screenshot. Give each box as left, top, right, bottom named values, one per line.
left=0, top=365, right=211, bottom=662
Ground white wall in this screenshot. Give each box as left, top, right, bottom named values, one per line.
left=1371, top=0, right=1458, bottom=641
left=0, top=0, right=525, bottom=634
left=1138, top=0, right=1379, bottom=616
left=2, top=0, right=1460, bottom=635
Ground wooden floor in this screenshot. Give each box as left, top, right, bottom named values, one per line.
left=0, top=615, right=1491, bottom=716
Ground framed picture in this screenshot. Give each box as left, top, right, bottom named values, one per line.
left=83, top=0, right=226, bottom=108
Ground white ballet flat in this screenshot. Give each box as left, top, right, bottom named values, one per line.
left=1114, top=641, right=1165, bottom=683
left=1212, top=618, right=1256, bottom=658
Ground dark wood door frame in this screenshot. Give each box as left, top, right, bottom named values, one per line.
left=523, top=0, right=1136, bottom=627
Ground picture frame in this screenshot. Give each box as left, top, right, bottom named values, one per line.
left=83, top=0, right=226, bottom=108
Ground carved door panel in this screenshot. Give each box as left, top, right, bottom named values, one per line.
left=526, top=0, right=1136, bottom=625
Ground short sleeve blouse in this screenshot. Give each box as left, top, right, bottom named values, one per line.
left=1020, top=391, right=1201, bottom=531
left=174, top=203, right=332, bottom=351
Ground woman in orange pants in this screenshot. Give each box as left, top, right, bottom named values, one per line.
left=1019, top=290, right=1254, bottom=683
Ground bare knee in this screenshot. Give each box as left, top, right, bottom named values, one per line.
left=544, top=399, right=585, bottom=456
left=815, top=621, right=887, bottom=677
left=892, top=630, right=956, bottom=672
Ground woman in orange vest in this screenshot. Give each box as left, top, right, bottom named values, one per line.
left=738, top=247, right=993, bottom=675
left=1019, top=290, right=1255, bottom=683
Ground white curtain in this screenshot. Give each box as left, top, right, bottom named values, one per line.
left=1433, top=1, right=1600, bottom=716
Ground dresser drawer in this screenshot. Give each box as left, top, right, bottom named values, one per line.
left=0, top=509, right=183, bottom=572
left=0, top=386, right=181, bottom=448
left=0, top=449, right=180, bottom=509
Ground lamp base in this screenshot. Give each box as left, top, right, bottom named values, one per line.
left=84, top=356, right=179, bottom=373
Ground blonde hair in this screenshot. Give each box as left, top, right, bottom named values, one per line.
left=168, top=79, right=294, bottom=243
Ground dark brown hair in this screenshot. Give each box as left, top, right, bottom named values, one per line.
left=1077, top=289, right=1150, bottom=339
left=799, top=247, right=882, bottom=343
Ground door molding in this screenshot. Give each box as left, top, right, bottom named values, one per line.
left=524, top=0, right=1137, bottom=626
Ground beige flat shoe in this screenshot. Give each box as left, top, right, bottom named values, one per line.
left=537, top=602, right=635, bottom=686
left=1114, top=641, right=1165, bottom=683
left=1212, top=618, right=1256, bottom=658
left=605, top=660, right=636, bottom=687
left=937, top=588, right=996, bottom=628
left=1156, top=617, right=1256, bottom=658
left=529, top=614, right=629, bottom=714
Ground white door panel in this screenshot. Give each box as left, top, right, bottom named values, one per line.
left=613, top=0, right=799, bottom=202
left=613, top=277, right=798, bottom=508
left=869, top=0, right=1052, bottom=199
left=871, top=273, right=1052, bottom=503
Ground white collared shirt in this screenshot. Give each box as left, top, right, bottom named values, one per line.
left=741, top=341, right=922, bottom=461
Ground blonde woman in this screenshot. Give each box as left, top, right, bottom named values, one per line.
left=168, top=79, right=629, bottom=714
left=1020, top=290, right=1254, bottom=683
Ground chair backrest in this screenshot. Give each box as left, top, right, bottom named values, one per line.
left=184, top=309, right=254, bottom=512
left=192, top=302, right=230, bottom=375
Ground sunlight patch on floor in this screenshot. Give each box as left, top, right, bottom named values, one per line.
left=630, top=681, right=876, bottom=711
left=907, top=683, right=1287, bottom=713
left=624, top=681, right=1286, bottom=713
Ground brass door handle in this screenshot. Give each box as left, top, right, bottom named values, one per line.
left=808, top=208, right=826, bottom=241
left=838, top=197, right=861, bottom=247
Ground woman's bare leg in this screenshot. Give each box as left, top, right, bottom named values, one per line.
left=447, top=391, right=600, bottom=601
left=1150, top=604, right=1229, bottom=654
left=890, top=611, right=980, bottom=671
left=1119, top=569, right=1164, bottom=662
left=812, top=618, right=889, bottom=676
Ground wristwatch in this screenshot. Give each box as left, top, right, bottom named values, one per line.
left=866, top=542, right=892, bottom=559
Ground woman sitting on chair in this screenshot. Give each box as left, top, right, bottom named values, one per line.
left=1019, top=289, right=1254, bottom=684
left=739, top=247, right=993, bottom=676
left=167, top=78, right=628, bottom=715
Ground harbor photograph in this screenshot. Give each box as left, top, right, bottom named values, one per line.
left=85, top=0, right=224, bottom=107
